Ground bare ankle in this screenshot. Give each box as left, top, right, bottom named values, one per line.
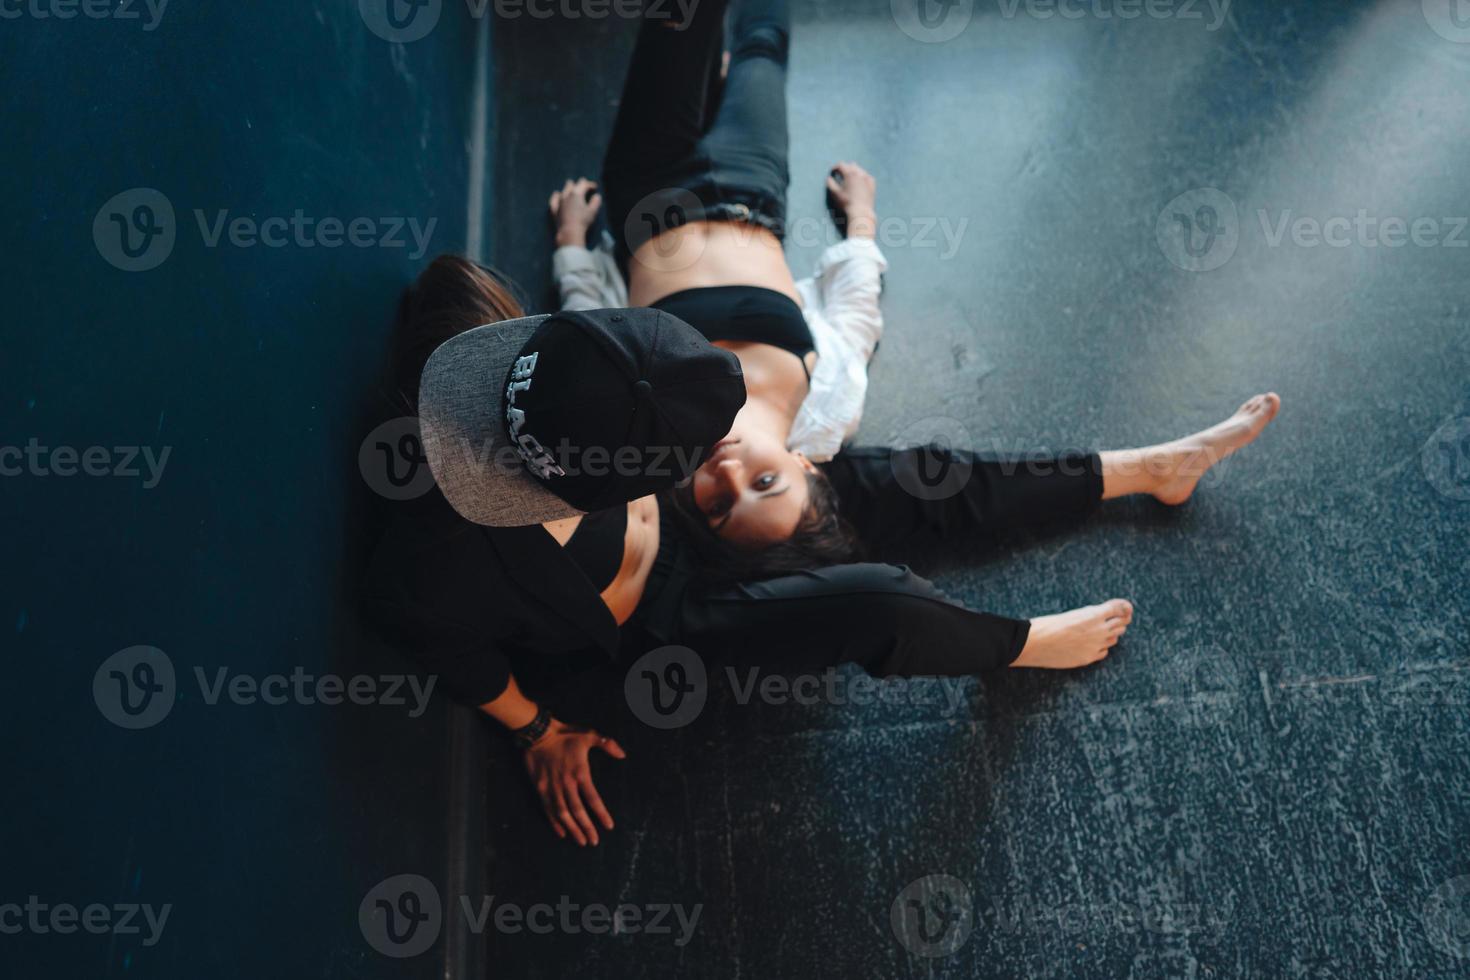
left=1100, top=447, right=1171, bottom=499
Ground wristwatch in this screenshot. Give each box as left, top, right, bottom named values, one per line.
left=510, top=704, right=552, bottom=750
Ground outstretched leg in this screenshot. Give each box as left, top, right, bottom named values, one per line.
left=602, top=1, right=730, bottom=205
left=1100, top=392, right=1281, bottom=503
left=699, top=0, right=792, bottom=209
left=1011, top=599, right=1135, bottom=669
left=829, top=393, right=1281, bottom=564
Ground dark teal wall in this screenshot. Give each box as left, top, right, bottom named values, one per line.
left=2, top=4, right=486, bottom=976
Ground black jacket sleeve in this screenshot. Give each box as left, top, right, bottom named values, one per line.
left=361, top=498, right=513, bottom=707
left=365, top=591, right=512, bottom=708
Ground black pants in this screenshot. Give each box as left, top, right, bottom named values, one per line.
left=633, top=447, right=1106, bottom=677
left=602, top=0, right=791, bottom=258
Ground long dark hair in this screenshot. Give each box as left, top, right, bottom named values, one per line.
left=390, top=254, right=529, bottom=412
left=662, top=468, right=862, bottom=587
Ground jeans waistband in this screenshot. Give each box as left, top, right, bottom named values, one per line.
left=697, top=200, right=785, bottom=238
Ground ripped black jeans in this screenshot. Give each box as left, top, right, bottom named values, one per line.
left=602, top=0, right=791, bottom=259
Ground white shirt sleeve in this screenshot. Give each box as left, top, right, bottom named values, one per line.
left=808, top=236, right=887, bottom=360
left=552, top=232, right=628, bottom=311
left=548, top=232, right=885, bottom=465
left=787, top=236, right=889, bottom=462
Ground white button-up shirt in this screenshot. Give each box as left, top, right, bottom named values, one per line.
left=552, top=232, right=887, bottom=462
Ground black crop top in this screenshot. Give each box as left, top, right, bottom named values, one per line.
left=559, top=505, right=627, bottom=592
left=652, top=285, right=813, bottom=380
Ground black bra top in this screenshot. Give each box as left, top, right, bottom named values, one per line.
left=652, top=285, right=813, bottom=380
left=560, top=504, right=627, bottom=592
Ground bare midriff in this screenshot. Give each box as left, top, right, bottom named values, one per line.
left=627, top=220, right=801, bottom=308
left=544, top=495, right=661, bottom=626
left=600, top=494, right=660, bottom=625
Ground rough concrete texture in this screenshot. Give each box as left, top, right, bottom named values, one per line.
left=488, top=2, right=1470, bottom=977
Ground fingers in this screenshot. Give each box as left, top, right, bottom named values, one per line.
left=594, top=735, right=627, bottom=760
left=531, top=730, right=624, bottom=846
left=562, top=732, right=623, bottom=842
left=578, top=771, right=615, bottom=832
left=825, top=174, right=842, bottom=195
left=551, top=780, right=590, bottom=846
left=535, top=777, right=568, bottom=840
left=550, top=179, right=600, bottom=225
left=562, top=775, right=600, bottom=846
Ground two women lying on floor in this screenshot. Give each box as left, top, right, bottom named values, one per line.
left=365, top=0, right=1280, bottom=847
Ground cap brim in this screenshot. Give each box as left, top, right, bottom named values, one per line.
left=418, top=314, right=584, bottom=527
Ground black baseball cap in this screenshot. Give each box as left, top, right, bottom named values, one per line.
left=419, top=307, right=746, bottom=526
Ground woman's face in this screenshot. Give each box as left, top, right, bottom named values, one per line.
left=690, top=420, right=814, bottom=547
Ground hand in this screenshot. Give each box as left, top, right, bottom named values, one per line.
left=826, top=161, right=877, bottom=238
left=522, top=717, right=626, bottom=846
left=548, top=178, right=602, bottom=249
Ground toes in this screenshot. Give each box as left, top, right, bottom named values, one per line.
left=1243, top=392, right=1281, bottom=421
left=1100, top=599, right=1134, bottom=622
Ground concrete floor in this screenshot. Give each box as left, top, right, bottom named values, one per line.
left=489, top=2, right=1470, bottom=977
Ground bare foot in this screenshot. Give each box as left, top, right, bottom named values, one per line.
left=1149, top=393, right=1281, bottom=505
left=1011, top=599, right=1134, bottom=669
